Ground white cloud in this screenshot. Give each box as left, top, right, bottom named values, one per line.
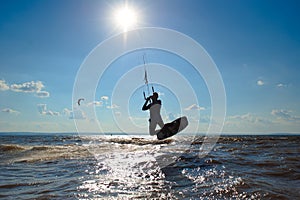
left=69, top=109, right=86, bottom=120
left=107, top=104, right=119, bottom=109
left=36, top=91, right=50, bottom=98
left=62, top=108, right=86, bottom=121
left=228, top=113, right=272, bottom=124
left=257, top=80, right=264, bottom=86
left=45, top=110, right=60, bottom=116
left=223, top=111, right=300, bottom=133
left=184, top=104, right=205, bottom=111
left=63, top=108, right=85, bottom=119
left=1, top=108, right=20, bottom=115
left=276, top=83, right=288, bottom=88
left=37, top=104, right=47, bottom=114
left=101, top=96, right=109, bottom=101
left=271, top=109, right=300, bottom=122
left=6, top=80, right=50, bottom=98
left=11, top=81, right=44, bottom=93
left=87, top=101, right=103, bottom=107
left=62, top=108, right=72, bottom=116
left=37, top=104, right=59, bottom=116
left=277, top=83, right=284, bottom=88
left=229, top=113, right=252, bottom=121
left=0, top=80, right=9, bottom=91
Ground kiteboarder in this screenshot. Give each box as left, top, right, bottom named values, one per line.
left=142, top=92, right=164, bottom=135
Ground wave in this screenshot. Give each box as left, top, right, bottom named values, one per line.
left=0, top=144, right=91, bottom=164
left=104, top=137, right=174, bottom=145
left=0, top=137, right=174, bottom=164
left=0, top=144, right=26, bottom=152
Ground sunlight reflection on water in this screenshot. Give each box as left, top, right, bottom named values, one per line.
left=76, top=140, right=251, bottom=199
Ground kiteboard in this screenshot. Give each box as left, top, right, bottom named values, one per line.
left=157, top=116, right=188, bottom=140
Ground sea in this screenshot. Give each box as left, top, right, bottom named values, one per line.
left=0, top=133, right=299, bottom=200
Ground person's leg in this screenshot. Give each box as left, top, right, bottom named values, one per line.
left=153, top=118, right=165, bottom=135
left=149, top=121, right=157, bottom=136
left=157, top=117, right=164, bottom=129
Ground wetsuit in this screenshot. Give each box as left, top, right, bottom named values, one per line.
left=142, top=98, right=164, bottom=135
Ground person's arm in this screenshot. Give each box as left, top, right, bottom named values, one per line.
left=157, top=100, right=162, bottom=105
left=142, top=97, right=151, bottom=111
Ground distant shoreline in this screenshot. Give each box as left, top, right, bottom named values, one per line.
left=0, top=132, right=299, bottom=136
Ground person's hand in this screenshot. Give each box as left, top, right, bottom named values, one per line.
left=146, top=96, right=151, bottom=101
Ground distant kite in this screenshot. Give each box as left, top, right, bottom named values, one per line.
left=77, top=98, right=84, bottom=106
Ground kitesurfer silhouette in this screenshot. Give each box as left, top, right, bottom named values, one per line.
left=142, top=92, right=164, bottom=135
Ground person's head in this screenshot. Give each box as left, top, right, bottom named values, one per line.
left=152, top=92, right=158, bottom=100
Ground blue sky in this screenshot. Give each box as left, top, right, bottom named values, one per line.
left=0, top=0, right=299, bottom=134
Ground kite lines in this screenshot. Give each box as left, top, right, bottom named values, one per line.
left=142, top=53, right=154, bottom=100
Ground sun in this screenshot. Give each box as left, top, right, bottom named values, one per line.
left=114, top=6, right=138, bottom=32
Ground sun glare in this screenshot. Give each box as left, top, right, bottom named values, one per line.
left=114, top=6, right=137, bottom=32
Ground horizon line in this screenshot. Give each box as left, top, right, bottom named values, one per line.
left=0, top=132, right=299, bottom=136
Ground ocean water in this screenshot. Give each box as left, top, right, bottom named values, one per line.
left=0, top=133, right=299, bottom=199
